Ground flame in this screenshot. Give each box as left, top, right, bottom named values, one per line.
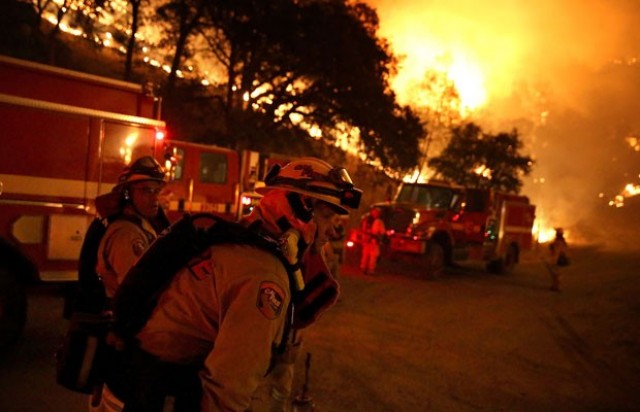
left=532, top=217, right=566, bottom=244
left=625, top=136, right=640, bottom=151
left=608, top=182, right=640, bottom=207
left=473, top=164, right=492, bottom=179
left=393, top=51, right=487, bottom=114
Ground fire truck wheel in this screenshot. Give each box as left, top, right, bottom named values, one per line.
left=424, top=241, right=445, bottom=279
left=502, top=245, right=518, bottom=274
left=486, top=245, right=518, bottom=275
left=0, top=266, right=28, bottom=352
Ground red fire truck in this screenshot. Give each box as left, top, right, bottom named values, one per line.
left=0, top=55, right=264, bottom=348
left=351, top=180, right=536, bottom=278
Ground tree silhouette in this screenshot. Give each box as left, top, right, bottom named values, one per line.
left=428, top=123, right=534, bottom=193
left=188, top=0, right=423, bottom=171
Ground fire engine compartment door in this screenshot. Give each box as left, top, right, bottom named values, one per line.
left=47, top=214, right=88, bottom=260
left=500, top=201, right=536, bottom=251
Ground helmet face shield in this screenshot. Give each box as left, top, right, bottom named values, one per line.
left=327, top=167, right=354, bottom=188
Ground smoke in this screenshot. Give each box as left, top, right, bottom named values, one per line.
left=367, top=0, right=640, bottom=249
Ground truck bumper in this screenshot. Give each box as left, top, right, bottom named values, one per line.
left=390, top=236, right=426, bottom=254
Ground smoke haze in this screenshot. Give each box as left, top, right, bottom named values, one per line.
left=367, top=0, right=640, bottom=249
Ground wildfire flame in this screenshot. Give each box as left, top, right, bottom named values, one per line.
left=608, top=182, right=640, bottom=208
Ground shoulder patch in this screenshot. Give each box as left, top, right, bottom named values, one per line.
left=256, top=281, right=285, bottom=320
left=132, top=238, right=146, bottom=257
left=188, top=257, right=213, bottom=280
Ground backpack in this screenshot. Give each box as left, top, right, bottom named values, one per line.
left=112, top=213, right=293, bottom=341
left=57, top=214, right=141, bottom=394
left=63, top=214, right=140, bottom=318
left=62, top=217, right=108, bottom=319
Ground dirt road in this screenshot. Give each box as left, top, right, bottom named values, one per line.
left=1, top=245, right=638, bottom=411
left=253, top=245, right=640, bottom=411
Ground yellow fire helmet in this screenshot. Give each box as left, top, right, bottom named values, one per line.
left=114, top=156, right=167, bottom=192
left=256, top=157, right=362, bottom=215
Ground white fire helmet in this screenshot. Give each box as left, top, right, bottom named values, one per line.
left=256, top=157, right=362, bottom=215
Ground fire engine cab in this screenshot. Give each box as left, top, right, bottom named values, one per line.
left=355, top=180, right=536, bottom=278
left=0, top=55, right=265, bottom=348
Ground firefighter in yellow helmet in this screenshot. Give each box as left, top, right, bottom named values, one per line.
left=97, top=156, right=169, bottom=300
left=92, top=156, right=169, bottom=412
left=121, top=157, right=361, bottom=412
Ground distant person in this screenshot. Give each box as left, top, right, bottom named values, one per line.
left=91, top=156, right=169, bottom=412
left=548, top=227, right=570, bottom=291
left=324, top=215, right=346, bottom=278
left=360, top=207, right=385, bottom=275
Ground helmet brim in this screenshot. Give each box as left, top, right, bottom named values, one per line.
left=256, top=185, right=350, bottom=215
left=114, top=176, right=166, bottom=192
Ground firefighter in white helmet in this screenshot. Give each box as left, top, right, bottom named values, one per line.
left=122, top=157, right=361, bottom=412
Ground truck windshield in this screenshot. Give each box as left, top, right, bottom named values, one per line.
left=396, top=184, right=456, bottom=210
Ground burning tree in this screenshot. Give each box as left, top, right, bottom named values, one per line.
left=163, top=0, right=424, bottom=172
left=428, top=123, right=534, bottom=193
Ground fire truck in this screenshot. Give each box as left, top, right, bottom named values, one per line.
left=351, top=180, right=536, bottom=278
left=0, top=55, right=264, bottom=348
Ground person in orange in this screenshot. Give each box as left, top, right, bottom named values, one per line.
left=119, top=158, right=361, bottom=411
left=360, top=206, right=385, bottom=275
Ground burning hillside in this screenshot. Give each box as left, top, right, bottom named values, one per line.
left=368, top=0, right=640, bottom=246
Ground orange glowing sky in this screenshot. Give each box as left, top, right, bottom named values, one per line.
left=367, top=0, right=639, bottom=117
left=366, top=0, right=640, bottom=247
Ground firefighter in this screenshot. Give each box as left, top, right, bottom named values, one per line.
left=360, top=206, right=386, bottom=275
left=96, top=156, right=170, bottom=300
left=92, top=156, right=170, bottom=412
left=548, top=227, right=570, bottom=291
left=122, top=157, right=361, bottom=412
left=324, top=215, right=346, bottom=279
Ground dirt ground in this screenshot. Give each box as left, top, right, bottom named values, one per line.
left=251, top=244, right=640, bottom=411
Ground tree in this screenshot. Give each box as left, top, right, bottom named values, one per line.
left=410, top=68, right=464, bottom=181
left=185, top=0, right=424, bottom=172
left=123, top=0, right=145, bottom=80
left=155, top=0, right=207, bottom=92
left=428, top=123, right=534, bottom=193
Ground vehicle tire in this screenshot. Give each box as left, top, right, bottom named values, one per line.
left=424, top=241, right=445, bottom=279
left=0, top=266, right=28, bottom=352
left=486, top=259, right=503, bottom=274
left=486, top=245, right=518, bottom=275
left=502, top=244, right=518, bottom=274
